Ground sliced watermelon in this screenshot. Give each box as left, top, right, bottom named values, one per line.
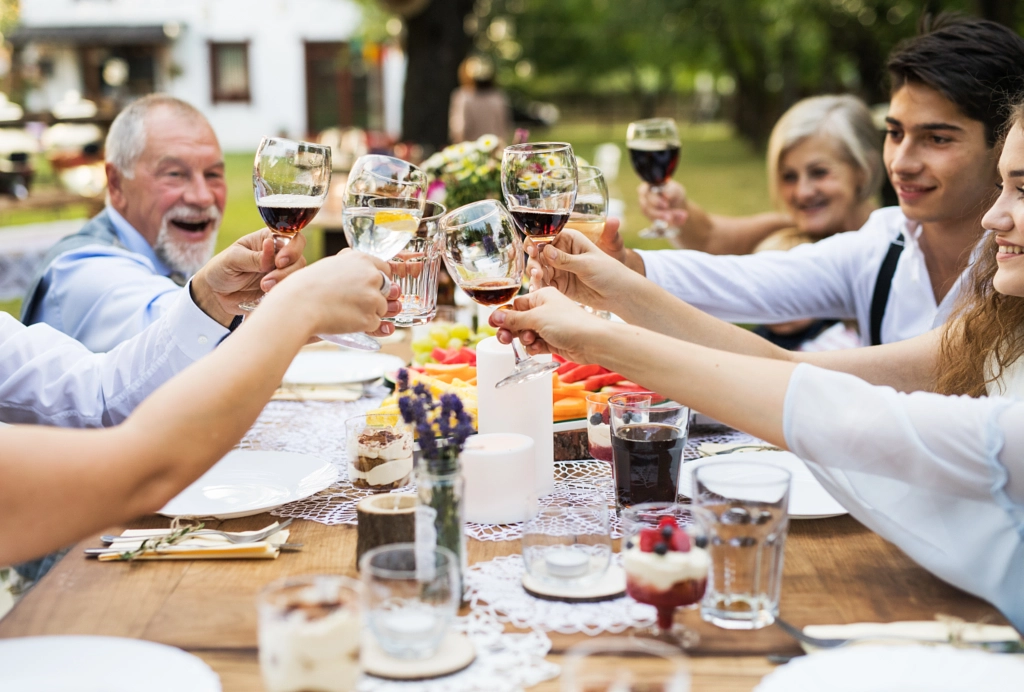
left=583, top=372, right=624, bottom=391
left=556, top=360, right=580, bottom=376
left=431, top=346, right=449, bottom=363
left=601, top=383, right=648, bottom=394
left=552, top=353, right=567, bottom=363
left=560, top=363, right=602, bottom=383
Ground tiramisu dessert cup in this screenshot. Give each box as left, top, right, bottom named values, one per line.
left=621, top=503, right=710, bottom=645
left=345, top=415, right=414, bottom=491
left=258, top=575, right=362, bottom=692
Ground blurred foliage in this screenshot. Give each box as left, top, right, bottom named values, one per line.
left=470, top=0, right=1022, bottom=143
left=0, top=0, right=18, bottom=37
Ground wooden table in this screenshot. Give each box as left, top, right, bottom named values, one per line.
left=0, top=510, right=1004, bottom=691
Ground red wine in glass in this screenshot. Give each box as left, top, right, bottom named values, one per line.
left=257, top=194, right=322, bottom=237
left=611, top=423, right=685, bottom=507
left=628, top=142, right=681, bottom=187
left=509, top=208, right=570, bottom=241
left=462, top=278, right=521, bottom=306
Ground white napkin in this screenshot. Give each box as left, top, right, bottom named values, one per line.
left=272, top=384, right=363, bottom=402
left=96, top=523, right=289, bottom=561
left=800, top=620, right=1022, bottom=654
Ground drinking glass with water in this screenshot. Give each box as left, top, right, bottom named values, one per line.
left=692, top=462, right=791, bottom=630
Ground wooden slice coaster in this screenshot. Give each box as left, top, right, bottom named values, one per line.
left=362, top=631, right=476, bottom=680
left=355, top=493, right=416, bottom=568
left=522, top=564, right=627, bottom=603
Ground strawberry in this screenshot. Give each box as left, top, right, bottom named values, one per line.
left=638, top=528, right=661, bottom=552
left=669, top=529, right=691, bottom=552
left=658, top=515, right=678, bottom=529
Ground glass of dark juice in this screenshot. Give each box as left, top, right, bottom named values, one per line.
left=608, top=393, right=690, bottom=508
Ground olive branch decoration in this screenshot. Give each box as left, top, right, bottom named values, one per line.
left=115, top=522, right=206, bottom=561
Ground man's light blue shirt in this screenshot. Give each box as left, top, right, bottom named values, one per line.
left=34, top=207, right=187, bottom=352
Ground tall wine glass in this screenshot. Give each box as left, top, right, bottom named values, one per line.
left=626, top=118, right=681, bottom=239
left=240, top=137, right=330, bottom=311
left=439, top=200, right=559, bottom=388
left=564, top=165, right=609, bottom=245
left=501, top=142, right=578, bottom=249
left=325, top=155, right=428, bottom=351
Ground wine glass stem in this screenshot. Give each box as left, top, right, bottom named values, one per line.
left=511, top=337, right=531, bottom=366
left=273, top=233, right=290, bottom=252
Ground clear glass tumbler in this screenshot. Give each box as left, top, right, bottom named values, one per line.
left=561, top=637, right=690, bottom=692
left=608, top=392, right=690, bottom=508
left=385, top=200, right=447, bottom=327
left=693, top=461, right=791, bottom=630
left=521, top=492, right=612, bottom=588
left=360, top=543, right=460, bottom=660
left=257, top=574, right=362, bottom=692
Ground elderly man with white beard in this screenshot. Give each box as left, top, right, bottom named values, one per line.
left=20, top=94, right=312, bottom=352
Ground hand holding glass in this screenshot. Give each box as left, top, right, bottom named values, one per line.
left=627, top=118, right=681, bottom=240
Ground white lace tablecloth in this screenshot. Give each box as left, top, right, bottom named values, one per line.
left=260, top=393, right=761, bottom=540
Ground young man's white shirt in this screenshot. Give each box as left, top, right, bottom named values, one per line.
left=636, top=207, right=967, bottom=345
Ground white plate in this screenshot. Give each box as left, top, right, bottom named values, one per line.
left=679, top=451, right=847, bottom=519
left=160, top=450, right=337, bottom=519
left=0, top=636, right=221, bottom=691
left=282, top=349, right=405, bottom=386
left=754, top=645, right=1024, bottom=691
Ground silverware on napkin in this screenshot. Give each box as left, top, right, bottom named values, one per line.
left=775, top=617, right=1023, bottom=653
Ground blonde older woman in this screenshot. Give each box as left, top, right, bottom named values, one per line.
left=639, top=94, right=883, bottom=254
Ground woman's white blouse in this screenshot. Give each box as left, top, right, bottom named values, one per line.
left=0, top=286, right=227, bottom=428
left=783, top=364, right=1024, bottom=633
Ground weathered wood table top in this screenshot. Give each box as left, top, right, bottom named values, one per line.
left=0, top=510, right=1003, bottom=691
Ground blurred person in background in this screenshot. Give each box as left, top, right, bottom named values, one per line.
left=449, top=56, right=511, bottom=145
left=20, top=95, right=318, bottom=352
left=638, top=94, right=883, bottom=257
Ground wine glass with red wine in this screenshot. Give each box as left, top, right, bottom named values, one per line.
left=626, top=118, right=681, bottom=240
left=438, top=200, right=559, bottom=388
left=240, top=137, right=331, bottom=312
left=501, top=142, right=578, bottom=249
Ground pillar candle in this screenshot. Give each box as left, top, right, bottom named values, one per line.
left=461, top=433, right=535, bottom=524
left=475, top=336, right=555, bottom=495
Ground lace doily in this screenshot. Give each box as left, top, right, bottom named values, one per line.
left=358, top=610, right=558, bottom=692
left=254, top=394, right=761, bottom=538
left=466, top=554, right=658, bottom=635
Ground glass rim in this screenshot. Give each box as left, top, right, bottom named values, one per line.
left=503, top=141, right=573, bottom=155
left=438, top=198, right=506, bottom=231
left=576, top=165, right=605, bottom=182
left=692, top=460, right=793, bottom=486
left=257, top=136, right=330, bottom=153
left=607, top=391, right=685, bottom=411
left=344, top=413, right=406, bottom=428
left=421, top=200, right=447, bottom=221
left=563, top=634, right=689, bottom=663
left=584, top=392, right=608, bottom=404
left=258, top=573, right=362, bottom=607
left=627, top=117, right=678, bottom=128
left=359, top=542, right=458, bottom=579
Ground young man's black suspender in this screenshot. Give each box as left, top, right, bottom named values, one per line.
left=868, top=233, right=905, bottom=346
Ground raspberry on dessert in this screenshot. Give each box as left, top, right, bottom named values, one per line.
left=658, top=515, right=678, bottom=528
left=639, top=528, right=661, bottom=552
left=670, top=530, right=691, bottom=552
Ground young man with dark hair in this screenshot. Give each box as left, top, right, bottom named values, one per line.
left=590, top=16, right=1024, bottom=346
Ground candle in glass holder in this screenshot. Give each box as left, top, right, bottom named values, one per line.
left=544, top=547, right=590, bottom=579
left=461, top=433, right=535, bottom=524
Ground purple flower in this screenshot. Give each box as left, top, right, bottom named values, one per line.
left=397, top=368, right=409, bottom=392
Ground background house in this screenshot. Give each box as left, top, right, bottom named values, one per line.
left=9, top=0, right=405, bottom=150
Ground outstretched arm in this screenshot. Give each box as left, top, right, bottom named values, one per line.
left=0, top=252, right=399, bottom=565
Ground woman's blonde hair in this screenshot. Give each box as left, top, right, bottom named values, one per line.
left=935, top=100, right=1024, bottom=396
left=766, top=94, right=883, bottom=208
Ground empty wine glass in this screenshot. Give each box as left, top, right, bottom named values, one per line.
left=501, top=142, right=578, bottom=249
left=240, top=137, right=331, bottom=311
left=438, top=199, right=558, bottom=388
left=321, top=155, right=428, bottom=351
left=626, top=118, right=681, bottom=240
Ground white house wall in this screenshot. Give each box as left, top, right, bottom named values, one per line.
left=19, top=0, right=364, bottom=151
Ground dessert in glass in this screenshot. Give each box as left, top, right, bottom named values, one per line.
left=585, top=392, right=613, bottom=463
left=345, top=414, right=414, bottom=491
left=621, top=502, right=709, bottom=647
left=257, top=575, right=362, bottom=692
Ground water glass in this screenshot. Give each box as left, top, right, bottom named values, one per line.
left=693, top=462, right=791, bottom=630
left=608, top=393, right=690, bottom=508
left=257, top=575, right=362, bottom=692
left=360, top=543, right=459, bottom=660
left=522, top=492, right=612, bottom=588
left=561, top=637, right=690, bottom=692
left=386, top=200, right=446, bottom=326
left=344, top=414, right=414, bottom=492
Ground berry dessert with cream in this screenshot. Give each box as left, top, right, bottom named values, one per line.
left=347, top=427, right=413, bottom=491
left=623, top=515, right=709, bottom=630
left=587, top=408, right=613, bottom=462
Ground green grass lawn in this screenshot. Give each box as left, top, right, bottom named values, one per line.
left=0, top=123, right=769, bottom=319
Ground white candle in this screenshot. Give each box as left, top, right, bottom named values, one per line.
left=475, top=336, right=555, bottom=495
left=544, top=547, right=590, bottom=579
left=460, top=433, right=535, bottom=524
left=379, top=610, right=437, bottom=637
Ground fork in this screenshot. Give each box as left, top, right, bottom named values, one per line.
left=774, top=617, right=1023, bottom=653
left=100, top=518, right=294, bottom=545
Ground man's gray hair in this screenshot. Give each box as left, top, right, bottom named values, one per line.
left=105, top=94, right=207, bottom=179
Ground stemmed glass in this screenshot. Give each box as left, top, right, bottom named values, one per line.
left=563, top=165, right=609, bottom=244
left=438, top=199, right=559, bottom=388
left=240, top=137, right=331, bottom=311
left=325, top=155, right=428, bottom=351
left=501, top=142, right=578, bottom=249
left=626, top=118, right=681, bottom=239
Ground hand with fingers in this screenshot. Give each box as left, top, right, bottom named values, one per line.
left=488, top=287, right=605, bottom=365
left=638, top=179, right=690, bottom=229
